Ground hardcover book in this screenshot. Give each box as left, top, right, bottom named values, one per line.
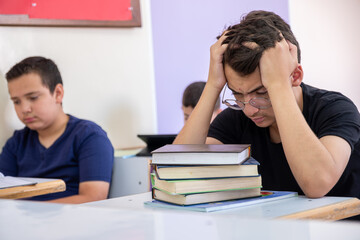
left=154, top=157, right=259, bottom=180
left=152, top=187, right=261, bottom=205
left=144, top=191, right=298, bottom=212
left=151, top=144, right=251, bottom=165
left=151, top=173, right=262, bottom=194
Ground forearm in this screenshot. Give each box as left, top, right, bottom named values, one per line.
left=174, top=83, right=221, bottom=144
left=47, top=181, right=110, bottom=204
left=268, top=84, right=344, bottom=197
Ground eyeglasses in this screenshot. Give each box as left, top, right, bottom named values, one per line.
left=221, top=84, right=272, bottom=111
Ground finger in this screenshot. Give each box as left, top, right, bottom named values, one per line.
left=286, top=40, right=298, bottom=63
left=218, top=30, right=229, bottom=43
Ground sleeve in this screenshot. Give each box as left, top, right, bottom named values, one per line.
left=0, top=134, right=18, bottom=176
left=315, top=97, right=360, bottom=151
left=208, top=108, right=243, bottom=144
left=77, top=126, right=114, bottom=183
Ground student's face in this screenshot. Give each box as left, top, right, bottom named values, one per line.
left=224, top=65, right=276, bottom=128
left=182, top=105, right=194, bottom=123
left=7, top=72, right=63, bottom=131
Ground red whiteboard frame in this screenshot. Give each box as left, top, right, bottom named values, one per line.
left=0, top=0, right=141, bottom=28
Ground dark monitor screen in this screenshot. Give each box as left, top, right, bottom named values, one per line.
left=136, top=134, right=177, bottom=157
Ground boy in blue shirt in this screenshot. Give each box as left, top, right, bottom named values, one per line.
left=0, top=56, right=114, bottom=203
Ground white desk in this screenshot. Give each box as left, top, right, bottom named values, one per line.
left=1, top=198, right=360, bottom=240
left=85, top=192, right=360, bottom=221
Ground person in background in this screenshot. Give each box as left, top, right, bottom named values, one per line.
left=0, top=56, right=114, bottom=204
left=174, top=10, right=360, bottom=220
left=182, top=81, right=221, bottom=123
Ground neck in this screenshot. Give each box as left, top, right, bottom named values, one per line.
left=269, top=124, right=281, bottom=143
left=293, top=85, right=304, bottom=112
left=37, top=112, right=69, bottom=148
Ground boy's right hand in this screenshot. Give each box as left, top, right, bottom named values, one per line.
left=207, top=32, right=228, bottom=92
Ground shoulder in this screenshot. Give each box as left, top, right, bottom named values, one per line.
left=302, top=83, right=359, bottom=118
left=7, top=127, right=35, bottom=145
left=67, top=115, right=109, bottom=138
left=212, top=107, right=251, bottom=128
left=209, top=108, right=251, bottom=143
left=1, top=127, right=37, bottom=156
left=302, top=83, right=357, bottom=108
left=302, top=84, right=360, bottom=148
left=64, top=115, right=113, bottom=151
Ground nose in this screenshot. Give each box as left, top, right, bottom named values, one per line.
left=243, top=96, right=259, bottom=116
left=19, top=102, right=32, bottom=114
left=243, top=103, right=259, bottom=116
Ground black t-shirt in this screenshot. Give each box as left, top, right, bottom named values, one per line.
left=208, top=83, right=360, bottom=198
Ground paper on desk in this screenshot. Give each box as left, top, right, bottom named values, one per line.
left=0, top=172, right=37, bottom=189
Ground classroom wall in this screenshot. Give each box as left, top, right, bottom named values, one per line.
left=289, top=0, right=360, bottom=109
left=3, top=1, right=357, bottom=152
left=0, top=0, right=156, bottom=150
left=151, top=0, right=289, bottom=134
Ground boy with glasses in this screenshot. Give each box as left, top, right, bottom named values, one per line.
left=174, top=10, right=360, bottom=207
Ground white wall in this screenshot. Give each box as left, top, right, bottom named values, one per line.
left=0, top=0, right=156, bottom=150
left=289, top=0, right=360, bottom=109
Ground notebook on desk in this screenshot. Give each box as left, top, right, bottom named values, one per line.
left=136, top=134, right=177, bottom=157
left=0, top=172, right=37, bottom=189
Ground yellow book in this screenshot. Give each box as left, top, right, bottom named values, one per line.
left=151, top=173, right=262, bottom=194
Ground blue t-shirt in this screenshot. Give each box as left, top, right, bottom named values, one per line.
left=0, top=115, right=114, bottom=200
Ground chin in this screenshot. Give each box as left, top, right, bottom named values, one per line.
left=255, top=122, right=268, bottom=128
left=25, top=125, right=38, bottom=131
left=254, top=119, right=272, bottom=128
left=24, top=123, right=41, bottom=131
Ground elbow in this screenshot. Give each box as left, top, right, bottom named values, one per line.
left=302, top=185, right=329, bottom=198
left=300, top=175, right=336, bottom=199
left=82, top=193, right=108, bottom=203
left=92, top=190, right=109, bottom=201
left=303, top=190, right=326, bottom=199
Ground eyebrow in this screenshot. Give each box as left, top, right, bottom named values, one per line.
left=227, top=85, right=265, bottom=95
left=10, top=91, right=40, bottom=100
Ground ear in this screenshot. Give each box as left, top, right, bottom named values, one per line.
left=53, top=84, right=64, bottom=104
left=291, top=64, right=303, bottom=87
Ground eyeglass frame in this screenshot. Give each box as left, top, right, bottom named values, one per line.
left=221, top=84, right=272, bottom=111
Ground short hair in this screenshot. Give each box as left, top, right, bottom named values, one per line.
left=182, top=81, right=220, bottom=110
left=219, top=10, right=301, bottom=76
left=6, top=56, right=63, bottom=94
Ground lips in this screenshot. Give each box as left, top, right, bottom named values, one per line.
left=251, top=116, right=265, bottom=124
left=24, top=117, right=36, bottom=123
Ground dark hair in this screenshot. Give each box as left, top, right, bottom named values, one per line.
left=219, top=10, right=301, bottom=76
left=6, top=56, right=63, bottom=93
left=182, top=81, right=220, bottom=110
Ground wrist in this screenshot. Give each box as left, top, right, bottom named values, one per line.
left=265, top=78, right=292, bottom=95
left=205, top=80, right=224, bottom=96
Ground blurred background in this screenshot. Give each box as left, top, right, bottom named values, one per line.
left=0, top=0, right=359, bottom=149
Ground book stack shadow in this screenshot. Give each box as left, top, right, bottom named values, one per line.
left=149, top=144, right=262, bottom=206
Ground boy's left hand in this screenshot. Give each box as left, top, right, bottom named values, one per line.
left=259, top=35, right=298, bottom=91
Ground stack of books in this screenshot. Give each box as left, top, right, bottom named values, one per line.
left=150, top=144, right=262, bottom=205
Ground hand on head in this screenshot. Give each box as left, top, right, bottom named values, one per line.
left=259, top=34, right=300, bottom=90
left=208, top=31, right=229, bottom=92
